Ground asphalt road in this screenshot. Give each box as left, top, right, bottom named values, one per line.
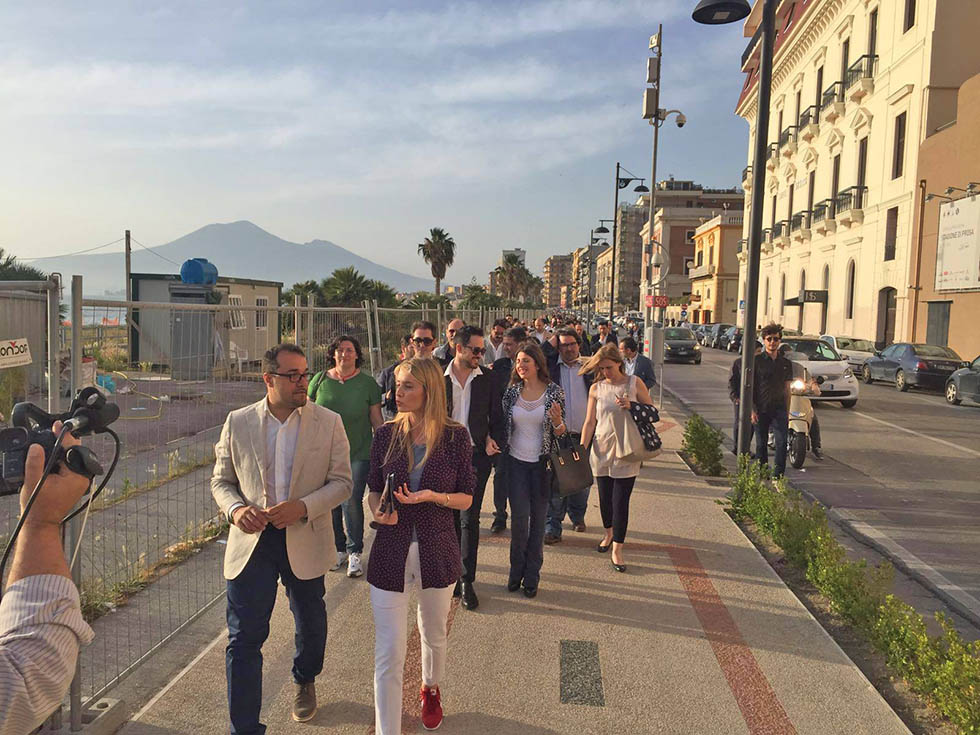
left=659, top=345, right=980, bottom=622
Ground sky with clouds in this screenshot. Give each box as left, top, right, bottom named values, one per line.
left=0, top=1, right=751, bottom=285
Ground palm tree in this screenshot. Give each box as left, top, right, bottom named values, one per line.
left=366, top=279, right=399, bottom=307
left=417, top=228, right=456, bottom=296
left=0, top=248, right=46, bottom=281
left=321, top=267, right=370, bottom=306
left=494, top=253, right=525, bottom=301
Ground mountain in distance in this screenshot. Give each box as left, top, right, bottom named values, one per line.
left=40, top=221, right=434, bottom=297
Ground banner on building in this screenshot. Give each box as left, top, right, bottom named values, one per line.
left=935, top=196, right=980, bottom=291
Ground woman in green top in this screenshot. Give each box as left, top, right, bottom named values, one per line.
left=309, top=335, right=383, bottom=577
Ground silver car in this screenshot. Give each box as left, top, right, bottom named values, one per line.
left=781, top=336, right=860, bottom=408
left=819, top=335, right=876, bottom=371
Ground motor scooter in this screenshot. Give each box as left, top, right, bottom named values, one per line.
left=767, top=363, right=822, bottom=469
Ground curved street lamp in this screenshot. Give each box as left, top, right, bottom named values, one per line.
left=693, top=0, right=768, bottom=457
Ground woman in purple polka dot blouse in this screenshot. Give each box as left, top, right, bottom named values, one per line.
left=366, top=357, right=474, bottom=734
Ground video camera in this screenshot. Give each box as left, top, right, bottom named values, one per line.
left=0, top=387, right=120, bottom=496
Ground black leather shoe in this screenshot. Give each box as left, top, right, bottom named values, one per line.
left=490, top=519, right=506, bottom=533
left=452, top=580, right=461, bottom=598
left=611, top=559, right=627, bottom=573
left=507, top=579, right=521, bottom=592
left=522, top=586, right=537, bottom=598
left=461, top=581, right=479, bottom=610
left=597, top=542, right=611, bottom=553
left=543, top=533, right=561, bottom=545
left=812, top=447, right=824, bottom=460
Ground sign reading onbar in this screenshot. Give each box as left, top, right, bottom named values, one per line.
left=0, top=338, right=32, bottom=369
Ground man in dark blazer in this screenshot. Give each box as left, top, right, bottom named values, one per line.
left=619, top=337, right=656, bottom=389
left=488, top=326, right=526, bottom=534
left=444, top=326, right=505, bottom=610
left=544, top=328, right=594, bottom=543
left=590, top=319, right=617, bottom=352
left=433, top=318, right=465, bottom=367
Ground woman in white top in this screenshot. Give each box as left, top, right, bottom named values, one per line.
left=500, top=342, right=566, bottom=597
left=580, top=343, right=654, bottom=572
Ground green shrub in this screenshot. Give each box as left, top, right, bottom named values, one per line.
left=726, top=458, right=980, bottom=734
left=681, top=412, right=724, bottom=476
left=89, top=344, right=128, bottom=372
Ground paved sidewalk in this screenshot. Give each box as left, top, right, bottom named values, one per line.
left=120, top=409, right=909, bottom=735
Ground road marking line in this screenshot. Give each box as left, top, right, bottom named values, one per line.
left=131, top=628, right=227, bottom=721
left=851, top=410, right=980, bottom=458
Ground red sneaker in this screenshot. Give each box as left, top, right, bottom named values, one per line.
left=420, top=686, right=443, bottom=730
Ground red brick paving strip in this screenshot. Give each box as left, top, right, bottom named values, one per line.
left=669, top=546, right=797, bottom=735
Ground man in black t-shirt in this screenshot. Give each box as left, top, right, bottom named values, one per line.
left=729, top=340, right=762, bottom=456
left=752, top=323, right=793, bottom=477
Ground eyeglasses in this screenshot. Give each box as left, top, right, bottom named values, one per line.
left=764, top=336, right=781, bottom=343
left=466, top=346, right=486, bottom=356
left=269, top=371, right=311, bottom=384
left=412, top=337, right=435, bottom=346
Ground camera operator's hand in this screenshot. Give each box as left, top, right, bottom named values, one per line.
left=20, top=421, right=90, bottom=527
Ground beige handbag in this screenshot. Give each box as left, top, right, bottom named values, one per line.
left=615, top=411, right=662, bottom=463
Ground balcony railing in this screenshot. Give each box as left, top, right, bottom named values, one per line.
left=835, top=185, right=867, bottom=213
left=791, top=210, right=811, bottom=231
left=821, top=81, right=844, bottom=111
left=773, top=220, right=789, bottom=238
left=737, top=239, right=746, bottom=254
left=765, top=143, right=779, bottom=162
left=846, top=54, right=878, bottom=89
left=778, top=125, right=798, bottom=148
left=812, top=199, right=834, bottom=222
left=798, top=105, right=819, bottom=128
left=762, top=228, right=772, bottom=243
left=742, top=165, right=752, bottom=182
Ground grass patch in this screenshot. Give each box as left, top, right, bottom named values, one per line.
left=681, top=412, right=725, bottom=476
left=94, top=450, right=216, bottom=510
left=722, top=456, right=980, bottom=734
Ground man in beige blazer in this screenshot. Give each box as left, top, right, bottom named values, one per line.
left=211, top=343, right=352, bottom=734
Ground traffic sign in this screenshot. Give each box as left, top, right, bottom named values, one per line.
left=653, top=294, right=668, bottom=309
left=680, top=309, right=688, bottom=318
left=645, top=294, right=654, bottom=308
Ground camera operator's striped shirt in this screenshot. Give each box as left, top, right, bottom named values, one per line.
left=0, top=574, right=93, bottom=735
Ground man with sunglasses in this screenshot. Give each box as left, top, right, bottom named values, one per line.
left=380, top=321, right=437, bottom=417
left=752, top=324, right=794, bottom=478
left=212, top=344, right=353, bottom=732
left=433, top=318, right=465, bottom=367
left=444, top=326, right=505, bottom=610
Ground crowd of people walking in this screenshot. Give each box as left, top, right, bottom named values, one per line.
left=210, top=312, right=661, bottom=734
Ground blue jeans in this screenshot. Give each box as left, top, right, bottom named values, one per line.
left=226, top=526, right=326, bottom=735
left=332, top=459, right=369, bottom=554
left=506, top=454, right=549, bottom=590
left=546, top=487, right=590, bottom=538
left=755, top=409, right=789, bottom=477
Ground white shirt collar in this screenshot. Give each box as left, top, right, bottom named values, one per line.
left=444, top=361, right=484, bottom=382
left=263, top=397, right=303, bottom=425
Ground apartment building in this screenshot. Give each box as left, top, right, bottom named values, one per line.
left=542, top=253, right=573, bottom=308
left=689, top=212, right=745, bottom=325
left=734, top=0, right=980, bottom=344
left=572, top=243, right=608, bottom=312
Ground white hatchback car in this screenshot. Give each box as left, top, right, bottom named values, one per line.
left=819, top=335, right=877, bottom=371
left=780, top=336, right=860, bottom=408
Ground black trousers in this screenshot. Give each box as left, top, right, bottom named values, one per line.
left=491, top=453, right=508, bottom=522
left=596, top=475, right=637, bottom=544
left=453, top=449, right=493, bottom=583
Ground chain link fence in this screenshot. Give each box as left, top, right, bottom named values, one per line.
left=1, top=276, right=556, bottom=722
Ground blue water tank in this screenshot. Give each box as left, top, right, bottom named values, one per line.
left=179, top=258, right=219, bottom=285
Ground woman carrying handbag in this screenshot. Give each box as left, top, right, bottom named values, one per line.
left=579, top=344, right=655, bottom=573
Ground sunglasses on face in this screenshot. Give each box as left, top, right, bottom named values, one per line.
left=466, top=346, right=486, bottom=356
left=412, top=337, right=435, bottom=346
left=269, top=371, right=311, bottom=384
left=764, top=336, right=781, bottom=342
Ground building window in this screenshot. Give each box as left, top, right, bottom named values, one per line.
left=868, top=8, right=878, bottom=58
left=904, top=0, right=916, bottom=32
left=228, top=295, right=246, bottom=330
left=815, top=66, right=824, bottom=108
left=686, top=230, right=696, bottom=243
left=884, top=207, right=898, bottom=261
left=845, top=260, right=856, bottom=319
left=840, top=38, right=850, bottom=82
left=256, top=296, right=269, bottom=329
left=892, top=112, right=906, bottom=179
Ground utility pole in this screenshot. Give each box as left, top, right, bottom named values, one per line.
left=610, top=162, right=622, bottom=320
left=125, top=229, right=132, bottom=366
left=648, top=25, right=663, bottom=326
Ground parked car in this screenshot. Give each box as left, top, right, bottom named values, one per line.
left=691, top=324, right=708, bottom=344
left=780, top=336, right=860, bottom=407
left=663, top=327, right=702, bottom=364
left=721, top=326, right=744, bottom=352
left=946, top=355, right=980, bottom=405
left=861, top=343, right=967, bottom=392
left=707, top=323, right=734, bottom=349
left=819, top=335, right=876, bottom=371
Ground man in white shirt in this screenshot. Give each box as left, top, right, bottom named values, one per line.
left=532, top=317, right=550, bottom=344
left=544, top=328, right=593, bottom=544
left=482, top=319, right=507, bottom=364
left=212, top=344, right=352, bottom=732
left=444, top=326, right=504, bottom=610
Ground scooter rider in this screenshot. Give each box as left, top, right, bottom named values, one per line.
left=780, top=344, right=824, bottom=460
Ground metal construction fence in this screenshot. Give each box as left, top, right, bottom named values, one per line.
left=0, top=274, right=550, bottom=727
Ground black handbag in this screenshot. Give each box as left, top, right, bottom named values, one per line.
left=628, top=402, right=662, bottom=452
left=548, top=435, right=593, bottom=497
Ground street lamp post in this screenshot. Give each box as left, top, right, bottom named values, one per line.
left=693, top=0, right=771, bottom=456
left=599, top=166, right=648, bottom=320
